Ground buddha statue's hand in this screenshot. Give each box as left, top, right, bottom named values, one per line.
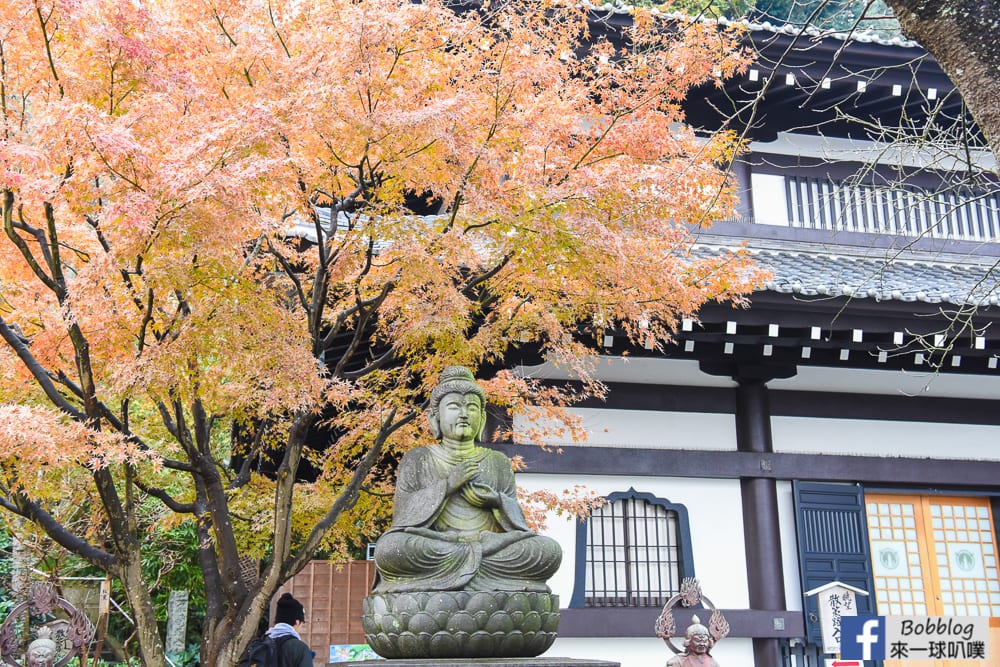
left=461, top=480, right=500, bottom=508
left=457, top=530, right=483, bottom=544
left=446, top=459, right=480, bottom=494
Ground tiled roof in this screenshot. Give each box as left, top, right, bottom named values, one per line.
left=293, top=208, right=1000, bottom=307
left=717, top=16, right=917, bottom=48
left=583, top=1, right=917, bottom=48
left=751, top=247, right=1000, bottom=305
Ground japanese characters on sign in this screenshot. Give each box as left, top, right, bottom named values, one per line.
left=805, top=582, right=867, bottom=655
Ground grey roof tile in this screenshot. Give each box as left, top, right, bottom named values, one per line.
left=583, top=2, right=918, bottom=48
left=750, top=248, right=1000, bottom=305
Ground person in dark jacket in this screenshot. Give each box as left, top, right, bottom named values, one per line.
left=266, top=593, right=314, bottom=667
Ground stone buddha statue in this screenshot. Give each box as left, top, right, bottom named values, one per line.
left=363, top=366, right=563, bottom=658
left=372, top=366, right=562, bottom=593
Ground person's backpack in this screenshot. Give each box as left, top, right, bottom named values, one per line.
left=237, top=634, right=291, bottom=667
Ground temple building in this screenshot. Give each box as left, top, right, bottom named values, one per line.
left=501, top=8, right=1000, bottom=667
left=276, top=8, right=1000, bottom=667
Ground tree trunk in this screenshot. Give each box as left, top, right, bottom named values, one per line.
left=10, top=529, right=31, bottom=599
left=121, top=552, right=168, bottom=667
left=199, top=584, right=279, bottom=667
left=887, top=0, right=1000, bottom=162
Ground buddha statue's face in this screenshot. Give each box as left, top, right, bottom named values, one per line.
left=436, top=392, right=484, bottom=444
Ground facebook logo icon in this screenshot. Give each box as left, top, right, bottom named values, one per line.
left=841, top=615, right=886, bottom=660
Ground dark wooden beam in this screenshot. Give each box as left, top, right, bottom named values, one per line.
left=565, top=382, right=1000, bottom=426
left=495, top=443, right=1000, bottom=490
left=558, top=607, right=804, bottom=639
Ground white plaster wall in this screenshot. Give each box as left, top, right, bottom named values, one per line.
left=514, top=407, right=738, bottom=450
left=519, top=352, right=1000, bottom=400
left=750, top=173, right=790, bottom=226
left=769, top=365, right=1000, bottom=400
left=772, top=416, right=1000, bottom=460
left=516, top=474, right=750, bottom=609
left=519, top=357, right=738, bottom=388
left=544, top=636, right=755, bottom=667
left=776, top=480, right=803, bottom=612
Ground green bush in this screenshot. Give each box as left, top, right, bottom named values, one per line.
left=166, top=642, right=202, bottom=667
left=0, top=531, right=13, bottom=621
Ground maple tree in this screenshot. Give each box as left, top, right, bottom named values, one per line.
left=0, top=0, right=764, bottom=664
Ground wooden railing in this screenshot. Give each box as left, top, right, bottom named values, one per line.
left=783, top=175, right=1000, bottom=241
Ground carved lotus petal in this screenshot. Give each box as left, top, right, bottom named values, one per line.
left=484, top=612, right=514, bottom=633
left=369, top=596, right=388, bottom=615
left=466, top=592, right=499, bottom=615
left=527, top=632, right=554, bottom=655
left=428, top=632, right=459, bottom=656
left=541, top=612, right=560, bottom=632
left=369, top=632, right=395, bottom=655
left=396, top=632, right=422, bottom=657
left=467, top=630, right=494, bottom=655
left=521, top=611, right=542, bottom=633
left=507, top=592, right=531, bottom=613
left=447, top=611, right=478, bottom=635
left=499, top=630, right=526, bottom=655
left=408, top=612, right=438, bottom=634
left=425, top=593, right=459, bottom=615
left=394, top=595, right=421, bottom=615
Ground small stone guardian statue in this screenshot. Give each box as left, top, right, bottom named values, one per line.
left=656, top=579, right=728, bottom=667
left=665, top=616, right=721, bottom=667
left=24, top=629, right=57, bottom=667
left=362, top=366, right=563, bottom=659
left=0, top=581, right=94, bottom=667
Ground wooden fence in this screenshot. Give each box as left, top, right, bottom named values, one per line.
left=272, top=560, right=375, bottom=650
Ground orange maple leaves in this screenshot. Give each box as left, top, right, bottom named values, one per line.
left=0, top=2, right=770, bottom=662
left=1, top=0, right=767, bottom=524
left=1, top=0, right=766, bottom=581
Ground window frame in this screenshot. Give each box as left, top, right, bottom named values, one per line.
left=569, top=487, right=696, bottom=609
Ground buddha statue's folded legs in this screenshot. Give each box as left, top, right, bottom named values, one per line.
left=373, top=527, right=562, bottom=593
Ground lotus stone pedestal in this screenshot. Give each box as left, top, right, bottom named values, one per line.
left=362, top=591, right=560, bottom=659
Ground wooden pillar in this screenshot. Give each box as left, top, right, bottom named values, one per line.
left=733, top=158, right=754, bottom=221
left=736, top=376, right=786, bottom=667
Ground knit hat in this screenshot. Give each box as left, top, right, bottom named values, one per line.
left=274, top=593, right=306, bottom=625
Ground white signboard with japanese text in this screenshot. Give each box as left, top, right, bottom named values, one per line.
left=805, top=581, right=868, bottom=655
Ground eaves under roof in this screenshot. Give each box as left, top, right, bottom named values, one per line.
left=579, top=1, right=973, bottom=143
left=657, top=237, right=1000, bottom=377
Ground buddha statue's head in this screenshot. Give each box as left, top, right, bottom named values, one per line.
left=428, top=366, right=487, bottom=443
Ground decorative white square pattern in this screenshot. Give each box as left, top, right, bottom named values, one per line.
left=871, top=540, right=911, bottom=577
left=946, top=542, right=986, bottom=578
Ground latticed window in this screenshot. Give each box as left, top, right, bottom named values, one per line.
left=784, top=174, right=1000, bottom=241
left=575, top=489, right=694, bottom=608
